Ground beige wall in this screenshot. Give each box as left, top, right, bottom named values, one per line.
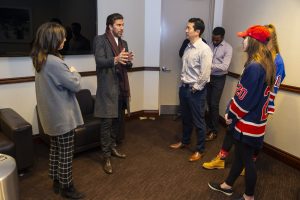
left=220, top=0, right=300, bottom=157
left=97, top=0, right=145, bottom=67
left=0, top=0, right=160, bottom=134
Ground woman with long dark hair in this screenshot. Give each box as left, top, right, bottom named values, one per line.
left=31, top=22, right=84, bottom=199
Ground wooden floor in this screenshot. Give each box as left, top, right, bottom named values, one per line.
left=19, top=116, right=300, bottom=200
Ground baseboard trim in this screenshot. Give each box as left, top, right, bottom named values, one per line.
left=262, top=143, right=300, bottom=170
left=125, top=110, right=159, bottom=120
left=32, top=110, right=159, bottom=137
left=219, top=115, right=300, bottom=170
left=160, top=105, right=179, bottom=115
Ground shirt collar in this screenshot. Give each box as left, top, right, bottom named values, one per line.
left=188, top=38, right=202, bottom=48
left=114, top=36, right=119, bottom=45
left=219, top=40, right=225, bottom=46
left=212, top=40, right=225, bottom=48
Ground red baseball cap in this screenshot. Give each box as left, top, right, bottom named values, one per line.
left=237, top=25, right=270, bottom=43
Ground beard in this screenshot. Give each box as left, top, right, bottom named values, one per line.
left=112, top=30, right=123, bottom=38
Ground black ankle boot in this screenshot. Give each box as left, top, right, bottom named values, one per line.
left=60, top=184, right=85, bottom=199
left=53, top=180, right=60, bottom=194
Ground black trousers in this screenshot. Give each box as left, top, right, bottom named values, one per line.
left=206, top=75, right=226, bottom=134
left=225, top=140, right=257, bottom=196
left=221, top=128, right=260, bottom=158
left=116, top=105, right=125, bottom=144
left=222, top=128, right=235, bottom=151
left=100, top=118, right=118, bottom=158
left=100, top=99, right=125, bottom=157
left=49, top=130, right=75, bottom=188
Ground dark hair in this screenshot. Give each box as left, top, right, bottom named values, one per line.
left=50, top=18, right=62, bottom=25
left=188, top=18, right=205, bottom=36
left=212, top=27, right=225, bottom=37
left=71, top=22, right=82, bottom=34
left=31, top=22, right=66, bottom=72
left=106, top=13, right=123, bottom=27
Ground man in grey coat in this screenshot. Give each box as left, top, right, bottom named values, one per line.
left=93, top=13, right=133, bottom=174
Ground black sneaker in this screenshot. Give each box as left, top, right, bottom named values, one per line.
left=208, top=182, right=233, bottom=196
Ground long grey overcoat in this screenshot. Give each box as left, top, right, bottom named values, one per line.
left=93, top=34, right=131, bottom=118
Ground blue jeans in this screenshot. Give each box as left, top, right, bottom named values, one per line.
left=179, top=85, right=207, bottom=153
left=206, top=75, right=226, bottom=134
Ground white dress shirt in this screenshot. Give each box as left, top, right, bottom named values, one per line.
left=181, top=38, right=213, bottom=90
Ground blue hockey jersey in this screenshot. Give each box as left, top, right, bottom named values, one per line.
left=267, top=53, right=286, bottom=114
left=228, top=62, right=270, bottom=149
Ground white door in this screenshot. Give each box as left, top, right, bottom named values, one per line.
left=159, top=0, right=213, bottom=114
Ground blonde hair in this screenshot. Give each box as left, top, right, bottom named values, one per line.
left=265, top=24, right=280, bottom=59
left=31, top=22, right=66, bottom=72
left=245, top=37, right=276, bottom=90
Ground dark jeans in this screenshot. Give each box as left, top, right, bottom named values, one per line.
left=225, top=140, right=257, bottom=196
left=206, top=75, right=226, bottom=134
left=179, top=85, right=207, bottom=153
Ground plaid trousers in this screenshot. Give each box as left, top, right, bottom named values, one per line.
left=49, top=130, right=75, bottom=188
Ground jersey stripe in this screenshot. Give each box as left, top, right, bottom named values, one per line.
left=235, top=119, right=266, bottom=136
left=229, top=98, right=248, bottom=119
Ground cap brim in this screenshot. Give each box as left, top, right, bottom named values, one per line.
left=237, top=31, right=247, bottom=38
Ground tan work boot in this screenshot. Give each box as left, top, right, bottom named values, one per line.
left=202, top=155, right=225, bottom=169
left=240, top=168, right=245, bottom=176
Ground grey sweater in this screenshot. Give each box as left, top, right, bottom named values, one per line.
left=35, top=55, right=83, bottom=136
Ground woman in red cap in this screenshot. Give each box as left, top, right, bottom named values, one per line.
left=203, top=24, right=286, bottom=172
left=208, top=25, right=276, bottom=200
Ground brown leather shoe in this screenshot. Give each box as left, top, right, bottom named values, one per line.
left=169, top=142, right=186, bottom=149
left=189, top=151, right=204, bottom=162
left=205, top=132, right=217, bottom=141
left=103, top=158, right=113, bottom=174
left=111, top=148, right=126, bottom=158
